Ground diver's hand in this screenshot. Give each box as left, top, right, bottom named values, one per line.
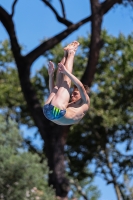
left=48, top=61, right=55, bottom=76
left=58, top=63, right=67, bottom=74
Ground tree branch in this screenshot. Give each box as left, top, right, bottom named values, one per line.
left=41, top=0, right=72, bottom=26
left=70, top=179, right=89, bottom=200
left=81, top=0, right=102, bottom=86
left=25, top=15, right=91, bottom=66
left=11, top=0, right=18, bottom=18
left=26, top=0, right=122, bottom=67
left=101, top=0, right=122, bottom=14
left=81, top=0, right=123, bottom=87
left=0, top=6, right=49, bottom=141
left=59, top=0, right=66, bottom=18
left=105, top=147, right=122, bottom=200
left=0, top=6, right=21, bottom=63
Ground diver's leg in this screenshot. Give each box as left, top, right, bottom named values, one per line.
left=51, top=50, right=77, bottom=109
left=55, top=50, right=67, bottom=88
left=55, top=41, right=80, bottom=88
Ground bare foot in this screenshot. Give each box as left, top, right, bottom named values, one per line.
left=64, top=41, right=80, bottom=51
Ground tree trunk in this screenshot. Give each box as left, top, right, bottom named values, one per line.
left=45, top=125, right=70, bottom=197
left=16, top=58, right=70, bottom=197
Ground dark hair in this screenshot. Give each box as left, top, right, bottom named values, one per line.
left=74, top=84, right=90, bottom=94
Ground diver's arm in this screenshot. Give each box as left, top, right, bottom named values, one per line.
left=49, top=74, right=54, bottom=93
left=58, top=63, right=89, bottom=104
left=48, top=61, right=55, bottom=93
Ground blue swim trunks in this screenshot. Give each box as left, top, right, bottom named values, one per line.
left=43, top=104, right=66, bottom=120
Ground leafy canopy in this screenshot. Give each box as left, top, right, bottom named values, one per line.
left=0, top=114, right=56, bottom=200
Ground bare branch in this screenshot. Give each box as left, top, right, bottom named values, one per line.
left=70, top=179, right=89, bottom=200
left=11, top=0, right=18, bottom=18
left=0, top=6, right=49, bottom=140
left=0, top=6, right=21, bottom=62
left=81, top=0, right=123, bottom=86
left=1, top=0, right=123, bottom=81
left=41, top=0, right=72, bottom=26
left=105, top=147, right=122, bottom=200
left=59, top=0, right=66, bottom=18
left=101, top=0, right=122, bottom=14
left=26, top=0, right=122, bottom=67
left=81, top=0, right=102, bottom=86
left=25, top=15, right=91, bottom=66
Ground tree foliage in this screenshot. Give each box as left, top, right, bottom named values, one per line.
left=0, top=114, right=56, bottom=200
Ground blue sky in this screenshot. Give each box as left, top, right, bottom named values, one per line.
left=0, top=1, right=133, bottom=200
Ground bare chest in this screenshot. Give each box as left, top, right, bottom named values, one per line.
left=67, top=100, right=83, bottom=108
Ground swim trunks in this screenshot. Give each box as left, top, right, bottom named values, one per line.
left=43, top=104, right=66, bottom=120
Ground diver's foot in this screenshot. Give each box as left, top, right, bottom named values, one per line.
left=64, top=41, right=80, bottom=51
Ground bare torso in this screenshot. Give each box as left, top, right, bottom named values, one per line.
left=51, top=99, right=90, bottom=125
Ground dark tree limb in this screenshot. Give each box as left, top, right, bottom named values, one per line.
left=0, top=5, right=48, bottom=140
left=0, top=5, right=90, bottom=66
left=59, top=0, right=66, bottom=18
left=25, top=15, right=91, bottom=66
left=0, top=6, right=21, bottom=63
left=70, top=179, right=89, bottom=200
left=81, top=0, right=123, bottom=87
left=101, top=0, right=122, bottom=14
left=11, top=0, right=18, bottom=18
left=26, top=0, right=123, bottom=74
left=41, top=0, right=72, bottom=26
left=105, top=147, right=122, bottom=200
left=1, top=0, right=121, bottom=71
left=81, top=0, right=103, bottom=86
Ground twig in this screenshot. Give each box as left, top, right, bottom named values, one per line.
left=41, top=0, right=72, bottom=26
left=11, top=0, right=18, bottom=18
left=59, top=0, right=66, bottom=18
left=70, top=179, right=89, bottom=200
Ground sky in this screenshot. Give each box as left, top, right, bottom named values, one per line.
left=0, top=0, right=133, bottom=200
